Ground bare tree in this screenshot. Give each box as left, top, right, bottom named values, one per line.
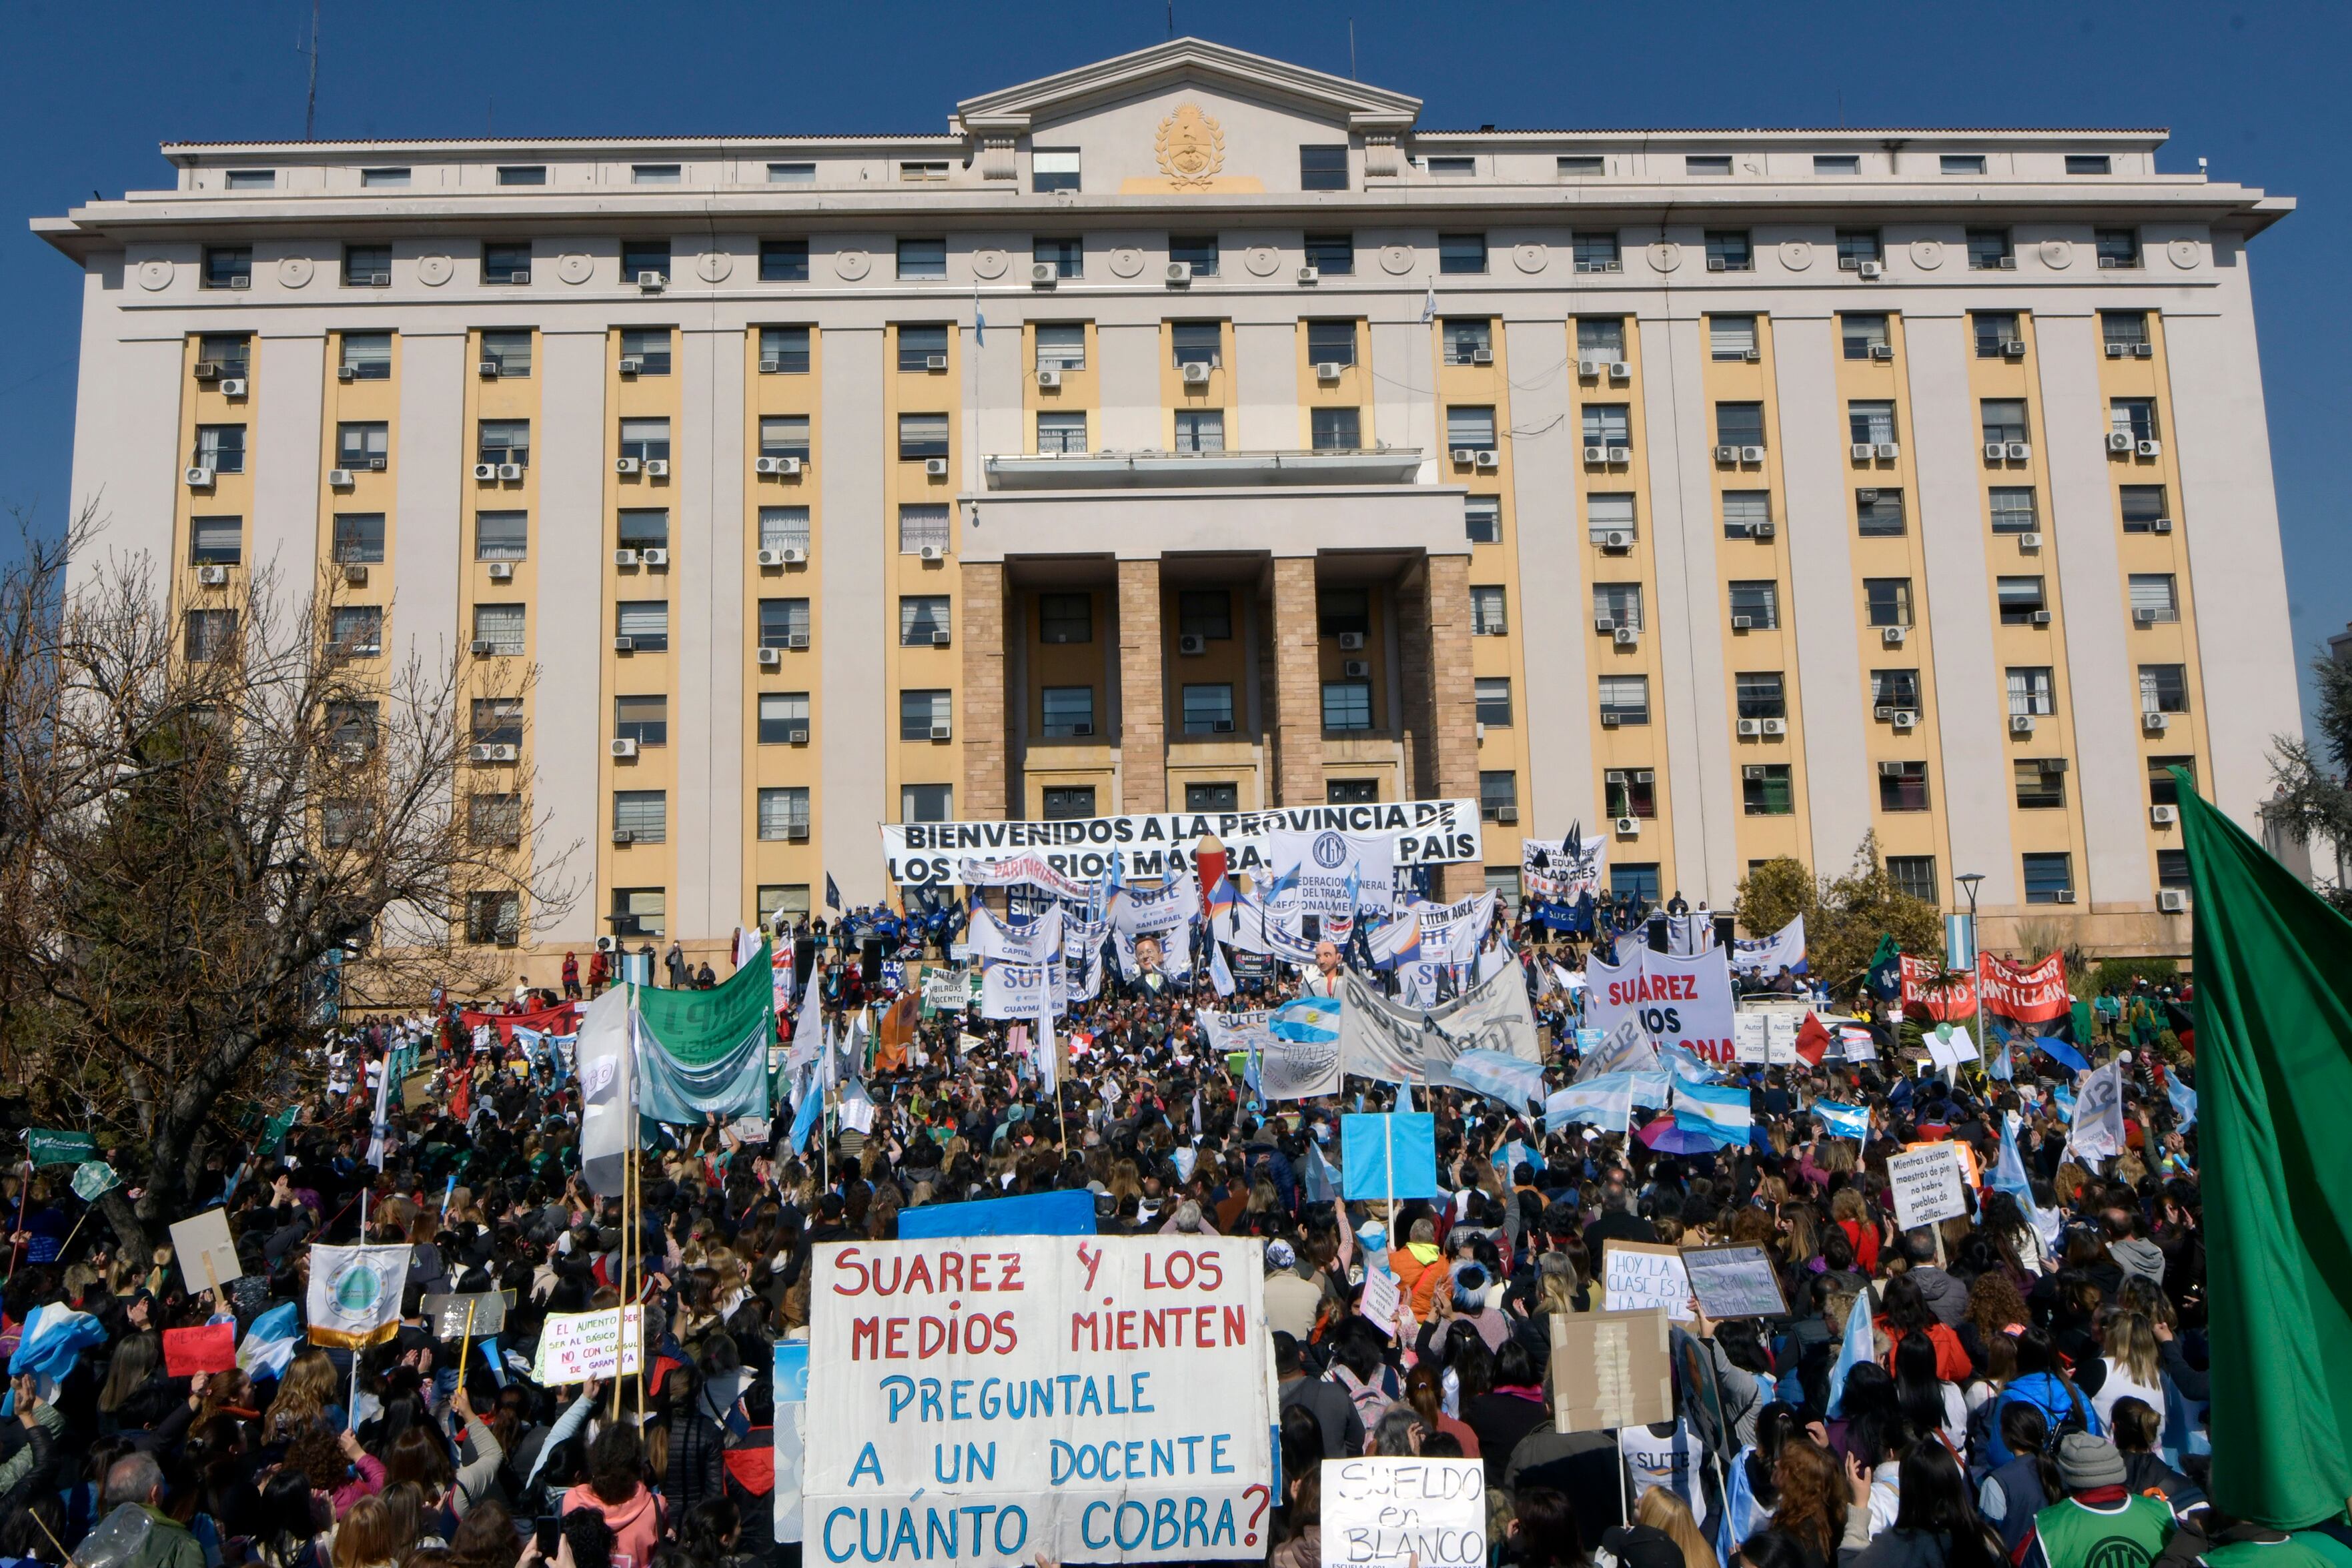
left=0, top=508, right=576, bottom=1253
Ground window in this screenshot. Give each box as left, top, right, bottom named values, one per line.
left=621, top=240, right=670, bottom=282
left=1475, top=678, right=1513, bottom=727
left=898, top=323, right=950, bottom=371
left=326, top=701, right=378, bottom=752
left=2015, top=760, right=2067, bottom=810
left=1558, top=155, right=1605, bottom=177
left=1582, top=404, right=1631, bottom=446
left=615, top=694, right=668, bottom=747
left=1704, top=231, right=1752, bottom=271
left=758, top=885, right=812, bottom=924
left=1032, top=148, right=1081, bottom=193
left=1966, top=229, right=2013, bottom=271
left=1864, top=578, right=1914, bottom=628
left=203, top=247, right=251, bottom=289
left=2022, top=852, right=2073, bottom=904
left=758, top=599, right=810, bottom=648
left=612, top=600, right=673, bottom=654
left=223, top=169, right=273, bottom=191
left=1035, top=237, right=1083, bottom=279
left=1836, top=229, right=1883, bottom=267
left=1170, top=235, right=1219, bottom=277
left=1722, top=492, right=1771, bottom=540
left=359, top=166, right=409, bottom=189
left=760, top=239, right=810, bottom=282
left=1686, top=155, right=1733, bottom=177
left=1322, top=682, right=1373, bottom=731
left=468, top=794, right=522, bottom=848
left=191, top=516, right=242, bottom=566
left=466, top=891, right=521, bottom=946
left=616, top=509, right=668, bottom=549
left=758, top=788, right=812, bottom=841
left=1305, top=233, right=1354, bottom=275
left=898, top=412, right=949, bottom=460
left=470, top=698, right=522, bottom=749
left=1037, top=411, right=1088, bottom=454
left=1174, top=410, right=1225, bottom=452
left=1734, top=672, right=1785, bottom=720
left=1300, top=145, right=1349, bottom=189
left=1319, top=588, right=1370, bottom=638
left=1471, top=586, right=1508, bottom=636
left=631, top=164, right=682, bottom=185
left=1729, top=580, right=1779, bottom=629
left=473, top=602, right=525, bottom=656
left=2096, top=229, right=2142, bottom=269
left=196, top=332, right=251, bottom=377
left=757, top=692, right=810, bottom=745
left=2149, top=756, right=2195, bottom=806
left=1170, top=321, right=1221, bottom=367
left=618, top=418, right=670, bottom=463
left=1465, top=497, right=1502, bottom=545
left=341, top=245, right=391, bottom=287
left=1182, top=684, right=1236, bottom=734
left=1941, top=154, right=1987, bottom=175
left=1744, top=765, right=1794, bottom=816
left=193, top=425, right=247, bottom=474
left=1980, top=400, right=2030, bottom=446
left=1035, top=323, right=1086, bottom=371
left=1606, top=773, right=1658, bottom=821
left=746, top=508, right=806, bottom=560
left=1588, top=493, right=1636, bottom=545
left=1848, top=401, right=1896, bottom=446
left=902, top=784, right=953, bottom=822
left=1598, top=675, right=1649, bottom=725
left=477, top=419, right=530, bottom=467
left=480, top=329, right=531, bottom=377
left=1307, top=319, right=1358, bottom=367
left=897, top=505, right=946, bottom=555
left=619, top=328, right=671, bottom=376
left=1328, top=779, right=1379, bottom=804
left=2120, top=486, right=2169, bottom=533
left=1989, top=488, right=2038, bottom=535
left=1311, top=408, right=1361, bottom=451
left=1888, top=856, right=1938, bottom=904
left=1610, top=862, right=1662, bottom=904
left=325, top=512, right=383, bottom=566
left=1041, top=787, right=1097, bottom=820
left=1040, top=686, right=1095, bottom=738
left=760, top=325, right=812, bottom=373
left=330, top=605, right=382, bottom=657
left=1185, top=782, right=1240, bottom=813
left=1445, top=406, right=1496, bottom=450
left=1178, top=590, right=1232, bottom=640
left=2140, top=664, right=2189, bottom=714
left=497, top=165, right=546, bottom=187
left=1428, top=156, right=1477, bottom=179
left=1972, top=312, right=2022, bottom=359
left=612, top=888, right=666, bottom=940
left=1573, top=233, right=1622, bottom=274
left=1842, top=314, right=1889, bottom=359
left=1853, top=489, right=1905, bottom=538
left=1438, top=233, right=1487, bottom=275
left=1594, top=582, right=1644, bottom=630
left=1715, top=403, right=1764, bottom=449
left=1710, top=316, right=1758, bottom=360
left=1039, top=592, right=1092, bottom=644
left=1814, top=155, right=1860, bottom=176
left=899, top=596, right=950, bottom=646
left=2111, top=399, right=2159, bottom=442
left=900, top=690, right=951, bottom=740
left=2067, top=154, right=2113, bottom=175
left=1879, top=762, right=1929, bottom=812
left=1440, top=319, right=1493, bottom=367
left=1996, top=577, right=2047, bottom=625
left=2007, top=666, right=2055, bottom=716
left=1872, top=668, right=1920, bottom=710
left=2101, top=310, right=2151, bottom=351
left=2150, top=848, right=2190, bottom=892
left=336, top=423, right=390, bottom=470
left=341, top=331, right=390, bottom=381
left=756, top=416, right=810, bottom=462
left=1480, top=772, right=1518, bottom=820
left=614, top=791, right=666, bottom=844
left=2129, top=574, right=2180, bottom=624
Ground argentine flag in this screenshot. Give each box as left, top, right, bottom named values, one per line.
left=1826, top=1289, right=1874, bottom=1417
left=237, top=1302, right=304, bottom=1380
left=1270, top=994, right=1341, bottom=1045
left=2166, top=1073, right=2197, bottom=1130
left=9, top=1303, right=106, bottom=1404
left=1671, top=1080, right=1754, bottom=1147
left=1814, top=1101, right=1870, bottom=1142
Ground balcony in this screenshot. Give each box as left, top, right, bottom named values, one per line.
left=984, top=446, right=1424, bottom=491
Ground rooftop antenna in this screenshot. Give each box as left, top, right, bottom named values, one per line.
left=1349, top=18, right=1357, bottom=79
left=303, top=0, right=320, bottom=141
left=1167, top=0, right=1173, bottom=37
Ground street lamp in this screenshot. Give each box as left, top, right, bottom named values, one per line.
left=1953, top=872, right=1985, bottom=971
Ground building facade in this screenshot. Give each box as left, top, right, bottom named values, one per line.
left=37, top=39, right=2298, bottom=971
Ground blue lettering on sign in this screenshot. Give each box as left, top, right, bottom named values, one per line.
left=818, top=1505, right=1028, bottom=1563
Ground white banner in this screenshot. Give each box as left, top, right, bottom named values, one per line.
left=1729, top=915, right=1806, bottom=977
left=806, top=1237, right=1271, bottom=1565
left=1267, top=829, right=1396, bottom=924
left=1368, top=893, right=1494, bottom=971
left=1582, top=946, right=1740, bottom=1065
left=883, top=800, right=1483, bottom=888
left=1520, top=827, right=1603, bottom=904
left=981, top=961, right=1065, bottom=1021
left=967, top=906, right=1065, bottom=966
left=1337, top=961, right=1542, bottom=1086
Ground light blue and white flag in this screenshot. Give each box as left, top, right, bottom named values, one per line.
left=1826, top=1289, right=1874, bottom=1417
left=1672, top=1080, right=1754, bottom=1146
left=2166, top=1072, right=2197, bottom=1131
left=1814, top=1101, right=1870, bottom=1142
left=237, top=1302, right=303, bottom=1380
left=1546, top=1076, right=1634, bottom=1134
left=1444, top=1047, right=1547, bottom=1112
left=8, top=1303, right=105, bottom=1397
left=1988, top=1112, right=2034, bottom=1201
left=1270, top=994, right=1343, bottom=1046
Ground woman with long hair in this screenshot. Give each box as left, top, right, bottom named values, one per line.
left=1851, top=1441, right=2004, bottom=1568
left=1637, top=1485, right=1720, bottom=1568
left=267, top=1353, right=345, bottom=1442
left=1975, top=1403, right=2061, bottom=1555
left=1506, top=1487, right=1586, bottom=1568
left=330, top=1495, right=403, bottom=1568
left=1768, top=1439, right=1853, bottom=1568
left=2088, top=1311, right=2164, bottom=1446
left=1982, top=1327, right=2097, bottom=1468
left=1891, top=1333, right=1965, bottom=1459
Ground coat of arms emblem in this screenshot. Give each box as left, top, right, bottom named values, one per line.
left=1155, top=103, right=1225, bottom=187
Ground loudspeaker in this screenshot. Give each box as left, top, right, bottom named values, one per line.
left=1299, top=914, right=1321, bottom=942
left=1714, top=913, right=1737, bottom=952
left=860, top=937, right=883, bottom=985
left=793, top=938, right=816, bottom=984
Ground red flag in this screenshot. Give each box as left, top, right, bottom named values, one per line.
left=448, top=1067, right=472, bottom=1121
left=163, top=1322, right=237, bottom=1378
left=1794, top=1012, right=1832, bottom=1066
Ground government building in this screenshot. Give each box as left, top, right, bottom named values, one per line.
left=35, top=39, right=2297, bottom=970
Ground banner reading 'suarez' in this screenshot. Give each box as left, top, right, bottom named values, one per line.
left=805, top=1235, right=1270, bottom=1565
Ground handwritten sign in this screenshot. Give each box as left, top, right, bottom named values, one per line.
left=1320, top=1458, right=1486, bottom=1568
left=1679, top=1245, right=1789, bottom=1321
left=1550, top=1311, right=1672, bottom=1435
left=1602, top=1240, right=1692, bottom=1323
left=531, top=1307, right=642, bottom=1385
left=163, top=1322, right=237, bottom=1378
left=1886, top=1144, right=1970, bottom=1232
left=1360, top=1265, right=1401, bottom=1337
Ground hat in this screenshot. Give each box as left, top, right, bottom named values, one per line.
left=1594, top=1525, right=1684, bottom=1568
left=1265, top=1239, right=1297, bottom=1270
left=2056, top=1432, right=2127, bottom=1491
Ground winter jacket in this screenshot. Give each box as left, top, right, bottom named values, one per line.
left=1984, top=1373, right=2099, bottom=1469
left=561, top=1482, right=664, bottom=1568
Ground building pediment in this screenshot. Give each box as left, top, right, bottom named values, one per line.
left=952, top=37, right=1420, bottom=137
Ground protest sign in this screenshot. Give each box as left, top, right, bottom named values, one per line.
left=532, top=1307, right=644, bottom=1385
left=1360, top=1266, right=1401, bottom=1337
left=1734, top=1013, right=1768, bottom=1065
left=773, top=1341, right=809, bottom=1543
left=1674, top=1327, right=1728, bottom=1454
left=422, top=1291, right=509, bottom=1339
left=1766, top=1012, right=1798, bottom=1065
left=169, top=1209, right=241, bottom=1296
left=1269, top=828, right=1396, bottom=924
left=1679, top=1246, right=1789, bottom=1321
left=805, top=1235, right=1271, bottom=1565
left=1522, top=829, right=1602, bottom=905
left=163, top=1323, right=238, bottom=1378
left=1602, top=1241, right=1693, bottom=1323
left=1976, top=951, right=2069, bottom=1024
left=1341, top=1113, right=1440, bottom=1201
left=1729, top=915, right=1806, bottom=978
left=1886, top=1144, right=1970, bottom=1231
left=1319, top=1459, right=1486, bottom=1568
left=1582, top=946, right=1738, bottom=1064
left=1549, top=1311, right=1674, bottom=1435
left=1900, top=956, right=1977, bottom=1022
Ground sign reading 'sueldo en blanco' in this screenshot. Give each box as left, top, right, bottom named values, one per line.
left=806, top=1236, right=1273, bottom=1565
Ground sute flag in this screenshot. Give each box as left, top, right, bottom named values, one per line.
left=304, top=1245, right=410, bottom=1349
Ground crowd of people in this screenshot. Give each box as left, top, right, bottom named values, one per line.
left=0, top=884, right=2279, bottom=1568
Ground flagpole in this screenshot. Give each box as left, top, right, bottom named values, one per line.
left=350, top=1187, right=369, bottom=1417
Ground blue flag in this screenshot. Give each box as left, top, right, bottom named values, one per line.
left=1989, top=1112, right=2034, bottom=1201
left=1814, top=1101, right=1870, bottom=1141
left=787, top=1068, right=824, bottom=1153
left=2167, top=1072, right=2197, bottom=1130
left=1304, top=1142, right=1339, bottom=1205
left=1826, top=1289, right=1874, bottom=1417
left=2034, top=1034, right=2089, bottom=1072
left=1341, top=1112, right=1439, bottom=1201
left=825, top=874, right=843, bottom=912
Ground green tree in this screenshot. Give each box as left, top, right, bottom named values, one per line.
left=1732, top=833, right=1944, bottom=1000
left=2264, top=646, right=2352, bottom=914
left=1732, top=856, right=1814, bottom=939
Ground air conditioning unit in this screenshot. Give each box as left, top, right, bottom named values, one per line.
left=1858, top=260, right=1884, bottom=279
left=467, top=744, right=509, bottom=764
left=2106, top=343, right=2127, bottom=358
left=1178, top=634, right=1207, bottom=656
left=364, top=271, right=390, bottom=287
left=1730, top=614, right=1753, bottom=630
left=780, top=546, right=807, bottom=564
left=1762, top=718, right=1786, bottom=735
left=786, top=822, right=811, bottom=841
left=644, top=460, right=670, bottom=478
left=774, top=457, right=804, bottom=477
left=2143, top=710, right=2170, bottom=732
left=618, top=357, right=644, bottom=376
left=760, top=356, right=782, bottom=373
left=1873, top=442, right=1899, bottom=460
left=613, top=636, right=634, bottom=652
left=1315, top=362, right=1343, bottom=381
left=1031, top=262, right=1058, bottom=286
left=2151, top=517, right=2175, bottom=534
left=466, top=638, right=494, bottom=656
left=756, top=648, right=781, bottom=668
left=193, top=361, right=224, bottom=381
left=637, top=271, right=665, bottom=291
left=1601, top=531, right=1632, bottom=552
left=2108, top=432, right=2135, bottom=452
left=1868, top=344, right=1893, bottom=361
left=1474, top=450, right=1500, bottom=470
left=919, top=544, right=945, bottom=562
left=609, top=738, right=639, bottom=760
left=614, top=549, right=640, bottom=568
left=337, top=365, right=357, bottom=382
left=1852, top=444, right=1876, bottom=462
left=1714, top=446, right=1739, bottom=462
left=1614, top=628, right=1638, bottom=648
left=1742, top=347, right=1761, bottom=363
left=615, top=458, right=641, bottom=475
left=2151, top=804, right=2180, bottom=827
left=1737, top=719, right=1762, bottom=737
left=214, top=378, right=248, bottom=400
left=1741, top=446, right=1766, bottom=462
left=756, top=548, right=786, bottom=568
left=1608, top=361, right=1632, bottom=380
left=1212, top=718, right=1237, bottom=734
left=1337, top=632, right=1366, bottom=650
left=1297, top=265, right=1320, bottom=284
left=467, top=462, right=494, bottom=482
left=2002, top=339, right=2027, bottom=357
left=2137, top=439, right=2162, bottom=458
left=2054, top=889, right=2077, bottom=904
left=1181, top=362, right=1211, bottom=384
left=1742, top=764, right=1767, bottom=780
left=923, top=458, right=949, bottom=477
left=498, top=462, right=524, bottom=482
left=1750, top=522, right=1776, bottom=539
left=786, top=632, right=810, bottom=649
left=330, top=468, right=357, bottom=488
left=1583, top=446, right=1608, bottom=464
left=2030, top=610, right=2052, bottom=626
left=195, top=564, right=229, bottom=586
left=508, top=269, right=530, bottom=284
left=1600, top=712, right=1622, bottom=728
left=1707, top=257, right=1728, bottom=272
left=478, top=359, right=504, bottom=379
left=343, top=563, right=369, bottom=586
left=488, top=562, right=514, bottom=581
left=1165, top=261, right=1193, bottom=285
left=366, top=457, right=387, bottom=472
left=1983, top=442, right=2010, bottom=462
left=929, top=722, right=953, bottom=740
left=1492, top=805, right=1519, bottom=824
left=1882, top=624, right=1908, bottom=645
left=1342, top=659, right=1370, bottom=679
left=1578, top=359, right=1604, bottom=377
left=1615, top=817, right=1640, bottom=836
left=185, top=466, right=216, bottom=489
left=1606, top=445, right=1633, bottom=464
left=640, top=548, right=669, bottom=568
left=2005, top=442, right=2032, bottom=461
left=925, top=354, right=949, bottom=371
left=1892, top=710, right=1918, bottom=730
left=2133, top=606, right=2161, bottom=626
left=1874, top=706, right=1896, bottom=721
left=1064, top=721, right=1095, bottom=738
left=2018, top=532, right=2043, bottom=550
left=931, top=628, right=951, bottom=648
left=612, top=828, right=635, bottom=844
left=2010, top=714, right=2035, bottom=735
left=1856, top=488, right=1880, bottom=504
left=228, top=273, right=250, bottom=289
left=2156, top=888, right=2188, bottom=912
left=754, top=456, right=784, bottom=474
left=1878, top=760, right=1907, bottom=777
left=1471, top=347, right=1494, bottom=365
left=1036, top=369, right=1063, bottom=389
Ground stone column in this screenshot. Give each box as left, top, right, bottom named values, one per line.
left=1269, top=556, right=1325, bottom=805
left=1422, top=553, right=1484, bottom=900
left=961, top=560, right=1009, bottom=819
left=1116, top=559, right=1167, bottom=812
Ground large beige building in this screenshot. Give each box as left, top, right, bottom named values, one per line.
left=36, top=39, right=2298, bottom=969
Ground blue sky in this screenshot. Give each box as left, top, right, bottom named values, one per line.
left=3, top=0, right=2343, bottom=733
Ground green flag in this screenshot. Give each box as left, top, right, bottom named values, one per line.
left=26, top=1129, right=96, bottom=1167
left=2179, top=768, right=2352, bottom=1526
left=633, top=942, right=776, bottom=1124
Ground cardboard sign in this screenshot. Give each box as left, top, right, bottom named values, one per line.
left=1320, top=1458, right=1488, bottom=1568
left=1550, top=1311, right=1674, bottom=1435
left=1360, top=1265, right=1401, bottom=1337
left=532, top=1307, right=643, bottom=1385
left=163, top=1322, right=238, bottom=1378
left=1679, top=1245, right=1789, bottom=1321
left=169, top=1209, right=241, bottom=1295
left=1602, top=1241, right=1692, bottom=1323
left=422, top=1291, right=509, bottom=1339
left=1886, top=1143, right=1970, bottom=1231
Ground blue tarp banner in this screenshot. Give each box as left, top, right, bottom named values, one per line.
left=895, top=1189, right=1097, bottom=1240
